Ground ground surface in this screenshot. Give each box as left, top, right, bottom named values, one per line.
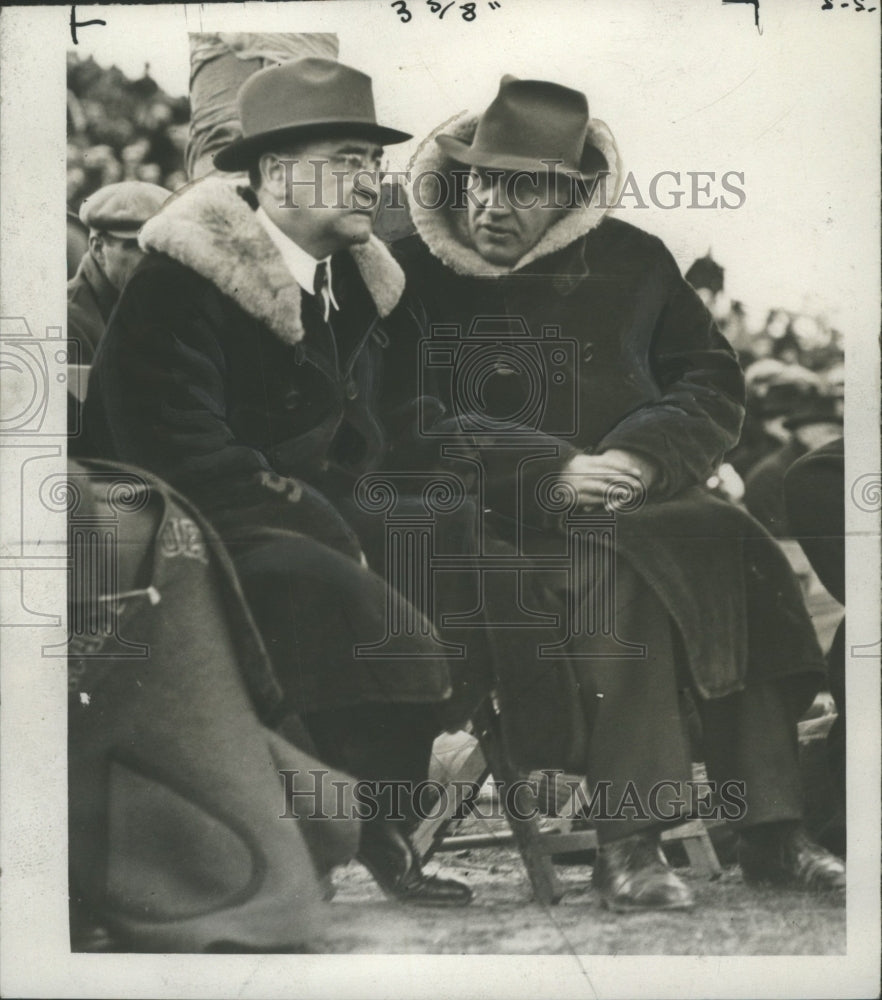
left=318, top=847, right=845, bottom=955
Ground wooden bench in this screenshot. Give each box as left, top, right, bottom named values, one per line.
left=416, top=701, right=721, bottom=905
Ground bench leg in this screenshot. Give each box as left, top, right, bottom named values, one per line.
left=661, top=820, right=722, bottom=876
left=473, top=705, right=566, bottom=906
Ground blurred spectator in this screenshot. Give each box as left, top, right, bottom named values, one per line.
left=705, top=461, right=745, bottom=505
left=784, top=438, right=846, bottom=855
left=68, top=180, right=171, bottom=362
left=66, top=211, right=89, bottom=280
left=743, top=395, right=843, bottom=537
left=685, top=251, right=724, bottom=300
left=821, top=362, right=845, bottom=417
left=685, top=253, right=844, bottom=380
left=67, top=51, right=189, bottom=211
left=185, top=33, right=339, bottom=179
left=727, top=360, right=821, bottom=478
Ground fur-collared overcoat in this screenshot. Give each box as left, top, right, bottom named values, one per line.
left=83, top=177, right=453, bottom=714
left=389, top=113, right=826, bottom=764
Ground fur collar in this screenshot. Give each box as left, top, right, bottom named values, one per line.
left=407, top=112, right=623, bottom=278
left=139, top=176, right=406, bottom=346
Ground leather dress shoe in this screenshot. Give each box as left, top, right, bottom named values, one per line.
left=739, top=823, right=845, bottom=893
left=357, top=821, right=472, bottom=906
left=592, top=830, right=695, bottom=912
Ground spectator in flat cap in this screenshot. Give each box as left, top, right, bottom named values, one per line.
left=68, top=180, right=170, bottom=362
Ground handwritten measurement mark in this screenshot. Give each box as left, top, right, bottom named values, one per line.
left=389, top=0, right=500, bottom=22
left=70, top=4, right=106, bottom=44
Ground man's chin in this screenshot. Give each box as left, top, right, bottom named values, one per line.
left=473, top=238, right=520, bottom=266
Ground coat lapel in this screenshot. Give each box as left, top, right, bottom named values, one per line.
left=139, top=177, right=406, bottom=346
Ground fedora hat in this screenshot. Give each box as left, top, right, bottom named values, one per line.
left=214, top=58, right=412, bottom=172
left=435, top=75, right=608, bottom=178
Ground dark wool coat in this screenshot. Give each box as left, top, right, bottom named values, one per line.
left=68, top=250, right=118, bottom=364
left=390, top=112, right=826, bottom=763
left=83, top=177, right=452, bottom=713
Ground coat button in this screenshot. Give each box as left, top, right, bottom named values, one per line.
left=345, top=379, right=358, bottom=400
left=582, top=342, right=595, bottom=363
left=283, top=389, right=302, bottom=409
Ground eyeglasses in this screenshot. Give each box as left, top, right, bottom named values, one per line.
left=324, top=152, right=389, bottom=177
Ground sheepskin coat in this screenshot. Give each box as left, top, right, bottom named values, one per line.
left=389, top=113, right=826, bottom=764
left=83, top=176, right=452, bottom=713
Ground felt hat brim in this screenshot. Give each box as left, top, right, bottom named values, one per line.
left=435, top=133, right=607, bottom=179
left=214, top=121, right=413, bottom=172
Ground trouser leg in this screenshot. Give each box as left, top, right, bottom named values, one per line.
left=697, top=679, right=804, bottom=830
left=573, top=564, right=693, bottom=844
left=303, top=703, right=439, bottom=830
left=232, top=533, right=450, bottom=713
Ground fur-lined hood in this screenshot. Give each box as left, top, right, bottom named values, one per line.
left=139, top=176, right=406, bottom=346
left=407, top=112, right=623, bottom=278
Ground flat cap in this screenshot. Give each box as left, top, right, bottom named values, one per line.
left=78, top=181, right=171, bottom=237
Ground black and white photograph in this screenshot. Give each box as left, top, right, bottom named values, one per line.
left=0, top=1, right=879, bottom=996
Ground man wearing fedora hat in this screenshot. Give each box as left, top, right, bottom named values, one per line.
left=390, top=75, right=845, bottom=911
left=83, top=58, right=473, bottom=908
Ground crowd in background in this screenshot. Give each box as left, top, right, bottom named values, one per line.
left=67, top=51, right=190, bottom=210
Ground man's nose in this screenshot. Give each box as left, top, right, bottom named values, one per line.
left=351, top=171, right=381, bottom=209
left=479, top=186, right=514, bottom=216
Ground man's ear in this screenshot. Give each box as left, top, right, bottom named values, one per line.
left=89, top=233, right=106, bottom=267
left=260, top=152, right=287, bottom=198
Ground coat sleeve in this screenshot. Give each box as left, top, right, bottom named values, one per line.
left=595, top=242, right=746, bottom=500
left=83, top=260, right=364, bottom=560
left=67, top=292, right=102, bottom=366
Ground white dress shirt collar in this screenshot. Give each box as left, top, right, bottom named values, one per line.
left=255, top=206, right=340, bottom=321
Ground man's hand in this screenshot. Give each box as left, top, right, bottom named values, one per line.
left=560, top=449, right=659, bottom=509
